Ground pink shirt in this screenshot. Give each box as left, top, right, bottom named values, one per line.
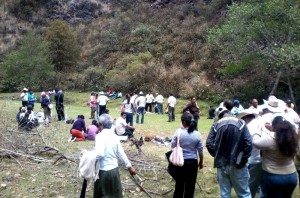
left=90, top=96, right=97, bottom=108
left=86, top=125, right=99, bottom=140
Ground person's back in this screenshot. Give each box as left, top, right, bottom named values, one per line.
left=206, top=102, right=252, bottom=198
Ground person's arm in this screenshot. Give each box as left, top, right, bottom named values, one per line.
left=182, top=103, right=190, bottom=113
left=238, top=125, right=252, bottom=168
left=116, top=141, right=136, bottom=175
left=206, top=124, right=217, bottom=157
left=197, top=134, right=204, bottom=169
left=95, top=135, right=104, bottom=159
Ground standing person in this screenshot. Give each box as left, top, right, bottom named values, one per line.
left=85, top=119, right=99, bottom=141
left=207, top=106, right=215, bottom=119
left=115, top=112, right=135, bottom=137
left=155, top=93, right=164, bottom=114
left=231, top=99, right=244, bottom=116
left=182, top=96, right=201, bottom=129
left=206, top=101, right=252, bottom=198
left=89, top=92, right=97, bottom=119
left=135, top=91, right=146, bottom=124
left=95, top=93, right=99, bottom=118
left=145, top=92, right=154, bottom=113
left=27, top=89, right=36, bottom=110
left=54, top=89, right=65, bottom=121
left=237, top=109, right=262, bottom=198
left=248, top=98, right=262, bottom=116
left=171, top=112, right=204, bottom=198
left=167, top=94, right=177, bottom=122
left=69, top=115, right=86, bottom=142
left=97, top=91, right=109, bottom=116
left=122, top=95, right=135, bottom=126
left=40, top=92, right=51, bottom=122
left=94, top=114, right=136, bottom=197
left=20, top=88, right=29, bottom=107
left=253, top=116, right=299, bottom=198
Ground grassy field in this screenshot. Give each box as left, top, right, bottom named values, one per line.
left=0, top=92, right=299, bottom=198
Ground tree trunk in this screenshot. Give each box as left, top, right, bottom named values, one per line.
left=287, top=77, right=297, bottom=112
left=269, top=70, right=282, bottom=96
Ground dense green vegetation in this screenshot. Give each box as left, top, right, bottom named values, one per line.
left=1, top=0, right=300, bottom=108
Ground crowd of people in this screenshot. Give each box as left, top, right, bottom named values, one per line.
left=15, top=87, right=300, bottom=197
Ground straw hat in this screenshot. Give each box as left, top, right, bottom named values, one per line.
left=236, top=109, right=258, bottom=119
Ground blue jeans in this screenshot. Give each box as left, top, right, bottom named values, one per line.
left=248, top=163, right=263, bottom=198
left=261, top=170, right=297, bottom=198
left=136, top=107, right=145, bottom=124
left=217, top=165, right=251, bottom=198
left=157, top=103, right=163, bottom=114
left=125, top=112, right=133, bottom=126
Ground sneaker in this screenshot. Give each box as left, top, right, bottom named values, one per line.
left=68, top=137, right=73, bottom=142
left=71, top=137, right=76, bottom=142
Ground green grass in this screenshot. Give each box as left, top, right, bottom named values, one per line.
left=0, top=92, right=299, bottom=198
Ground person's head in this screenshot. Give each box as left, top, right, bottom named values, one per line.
left=23, top=88, right=28, bottom=93
left=21, top=107, right=26, bottom=112
left=181, top=112, right=197, bottom=133
left=27, top=105, right=33, bottom=111
left=104, top=109, right=110, bottom=114
left=99, top=114, right=113, bottom=129
left=28, top=89, right=33, bottom=93
left=92, top=119, right=99, bottom=127
left=139, top=91, right=143, bottom=95
left=286, top=99, right=292, bottom=108
left=251, top=99, right=258, bottom=108
left=41, top=92, right=46, bottom=97
left=233, top=100, right=240, bottom=107
left=241, top=114, right=256, bottom=124
left=190, top=97, right=196, bottom=104
left=223, top=99, right=233, bottom=111
left=120, top=112, right=126, bottom=119
left=78, top=115, right=85, bottom=119
left=272, top=116, right=299, bottom=157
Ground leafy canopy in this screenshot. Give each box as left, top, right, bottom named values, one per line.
left=0, top=30, right=53, bottom=92
left=45, top=20, right=80, bottom=73
left=208, top=0, right=300, bottom=73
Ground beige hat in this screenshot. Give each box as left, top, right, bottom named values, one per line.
left=236, top=109, right=258, bottom=119
left=23, top=88, right=28, bottom=91
left=262, top=96, right=285, bottom=113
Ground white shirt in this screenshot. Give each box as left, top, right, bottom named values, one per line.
left=130, top=94, right=138, bottom=104
left=135, top=96, right=146, bottom=108
left=155, top=94, right=164, bottom=103
left=285, top=107, right=300, bottom=125
left=168, top=96, right=176, bottom=107
left=97, top=95, right=109, bottom=106
left=95, top=129, right=131, bottom=171
left=145, top=94, right=154, bottom=103
left=20, top=93, right=28, bottom=101
left=247, top=119, right=263, bottom=164
left=248, top=106, right=262, bottom=116
left=115, top=117, right=127, bottom=135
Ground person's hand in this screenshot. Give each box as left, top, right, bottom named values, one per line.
left=198, top=163, right=203, bottom=169
left=128, top=167, right=136, bottom=175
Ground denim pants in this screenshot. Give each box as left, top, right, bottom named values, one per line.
left=157, top=103, right=163, bottom=114
left=261, top=170, right=297, bottom=198
left=168, top=106, right=175, bottom=121
left=248, top=162, right=263, bottom=198
left=125, top=112, right=133, bottom=126
left=136, top=107, right=145, bottom=124
left=217, top=165, right=251, bottom=198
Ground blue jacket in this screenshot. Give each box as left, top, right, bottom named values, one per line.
left=206, top=114, right=252, bottom=168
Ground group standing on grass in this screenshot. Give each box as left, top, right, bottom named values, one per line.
left=16, top=87, right=300, bottom=197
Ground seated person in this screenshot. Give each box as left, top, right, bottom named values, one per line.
left=69, top=115, right=86, bottom=142
left=19, top=105, right=38, bottom=130
left=115, top=112, right=135, bottom=137
left=207, top=106, right=215, bottom=119
left=85, top=120, right=99, bottom=141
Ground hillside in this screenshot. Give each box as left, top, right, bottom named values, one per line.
left=1, top=0, right=300, bottom=107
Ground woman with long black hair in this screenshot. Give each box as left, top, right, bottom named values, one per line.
left=253, top=116, right=299, bottom=198
left=171, top=112, right=203, bottom=198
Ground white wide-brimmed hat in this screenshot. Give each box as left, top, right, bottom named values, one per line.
left=139, top=91, right=143, bottom=95
left=236, top=109, right=258, bottom=119
left=262, top=96, right=285, bottom=113
left=216, top=102, right=228, bottom=117
left=99, top=91, right=104, bottom=95
left=23, top=88, right=28, bottom=91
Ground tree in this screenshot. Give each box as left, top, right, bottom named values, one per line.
left=44, top=20, right=80, bottom=73
left=208, top=0, right=300, bottom=104
left=0, top=31, right=54, bottom=92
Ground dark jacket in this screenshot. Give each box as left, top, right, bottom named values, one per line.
left=54, top=92, right=64, bottom=105
left=182, top=103, right=200, bottom=117
left=206, top=114, right=252, bottom=168
left=40, top=97, right=50, bottom=108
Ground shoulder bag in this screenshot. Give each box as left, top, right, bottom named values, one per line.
left=169, top=131, right=184, bottom=167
